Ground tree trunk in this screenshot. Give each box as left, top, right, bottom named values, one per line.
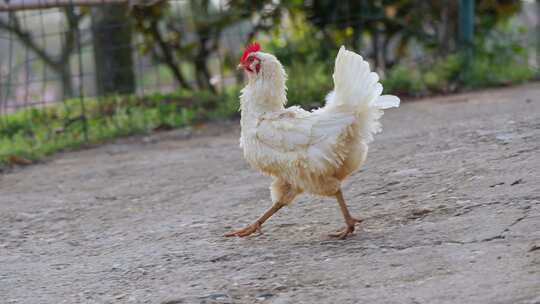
left=91, top=4, right=135, bottom=96
left=194, top=37, right=215, bottom=93
left=372, top=27, right=380, bottom=70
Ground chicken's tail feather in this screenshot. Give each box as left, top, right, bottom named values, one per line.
left=325, top=46, right=400, bottom=142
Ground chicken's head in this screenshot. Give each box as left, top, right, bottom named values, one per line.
left=238, top=42, right=285, bottom=83
left=239, top=42, right=262, bottom=74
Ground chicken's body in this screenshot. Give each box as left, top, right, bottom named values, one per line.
left=226, top=45, right=399, bottom=239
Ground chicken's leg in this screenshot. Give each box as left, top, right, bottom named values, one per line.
left=225, top=182, right=298, bottom=237
left=329, top=189, right=362, bottom=239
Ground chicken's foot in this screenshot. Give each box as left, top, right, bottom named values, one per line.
left=224, top=221, right=262, bottom=237
left=224, top=202, right=285, bottom=237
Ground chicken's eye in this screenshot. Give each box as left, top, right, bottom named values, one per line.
left=248, top=56, right=254, bottom=62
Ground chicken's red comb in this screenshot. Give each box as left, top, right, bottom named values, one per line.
left=240, top=42, right=261, bottom=62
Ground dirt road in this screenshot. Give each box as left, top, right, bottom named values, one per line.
left=1, top=84, right=540, bottom=304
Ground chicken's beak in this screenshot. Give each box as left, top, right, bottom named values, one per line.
left=237, top=63, right=244, bottom=70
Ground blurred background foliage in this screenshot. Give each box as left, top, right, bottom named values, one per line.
left=129, top=0, right=536, bottom=100
left=0, top=0, right=538, bottom=167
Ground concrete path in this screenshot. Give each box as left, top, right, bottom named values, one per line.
left=1, top=84, right=539, bottom=304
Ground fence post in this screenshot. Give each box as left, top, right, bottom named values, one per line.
left=459, top=0, right=474, bottom=56
left=73, top=7, right=88, bottom=143
left=0, top=13, right=15, bottom=124
left=537, top=0, right=540, bottom=70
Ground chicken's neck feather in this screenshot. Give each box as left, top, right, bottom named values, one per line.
left=239, top=60, right=287, bottom=130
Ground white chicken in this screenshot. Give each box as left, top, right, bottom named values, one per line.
left=225, top=43, right=400, bottom=239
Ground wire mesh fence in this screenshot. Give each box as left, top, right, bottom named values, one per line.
left=0, top=0, right=538, bottom=166
left=0, top=1, right=243, bottom=111
left=0, top=0, right=255, bottom=161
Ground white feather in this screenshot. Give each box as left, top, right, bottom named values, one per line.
left=375, top=95, right=400, bottom=109
left=325, top=46, right=400, bottom=142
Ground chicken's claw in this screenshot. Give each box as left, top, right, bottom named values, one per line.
left=328, top=217, right=362, bottom=239
left=224, top=222, right=262, bottom=237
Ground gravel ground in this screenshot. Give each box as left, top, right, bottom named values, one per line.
left=1, top=84, right=540, bottom=304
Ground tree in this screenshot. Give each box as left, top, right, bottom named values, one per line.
left=0, top=8, right=85, bottom=97
left=91, top=4, right=136, bottom=96
left=291, top=0, right=521, bottom=72
left=132, top=0, right=283, bottom=93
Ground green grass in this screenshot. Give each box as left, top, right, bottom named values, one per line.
left=382, top=52, right=537, bottom=97
left=0, top=88, right=240, bottom=169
